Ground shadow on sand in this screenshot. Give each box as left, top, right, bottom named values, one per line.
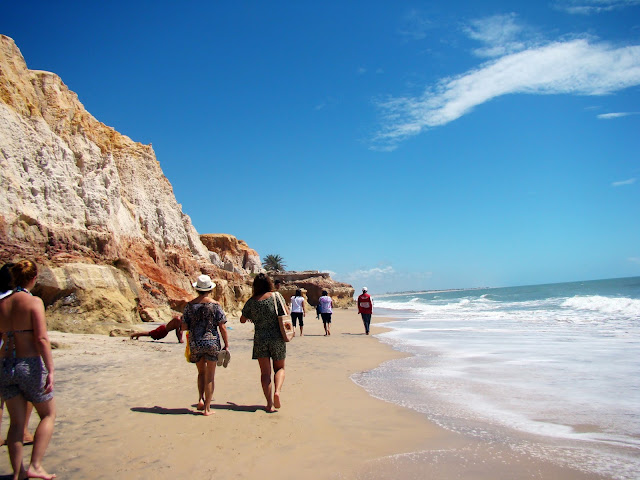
left=131, top=406, right=198, bottom=416
left=209, top=402, right=265, bottom=413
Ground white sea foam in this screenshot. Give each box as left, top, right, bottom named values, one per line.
left=361, top=279, right=640, bottom=479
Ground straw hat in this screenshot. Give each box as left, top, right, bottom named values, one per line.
left=193, top=274, right=216, bottom=292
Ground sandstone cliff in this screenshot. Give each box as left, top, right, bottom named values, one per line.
left=0, top=34, right=252, bottom=331
left=272, top=271, right=355, bottom=309
left=0, top=35, right=352, bottom=334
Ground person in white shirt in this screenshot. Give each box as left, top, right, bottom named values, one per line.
left=318, top=290, right=333, bottom=336
left=289, top=289, right=306, bottom=337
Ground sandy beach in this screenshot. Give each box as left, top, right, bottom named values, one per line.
left=0, top=308, right=610, bottom=479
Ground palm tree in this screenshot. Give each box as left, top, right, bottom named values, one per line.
left=263, top=254, right=287, bottom=273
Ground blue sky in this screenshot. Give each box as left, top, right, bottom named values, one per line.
left=2, top=0, right=639, bottom=293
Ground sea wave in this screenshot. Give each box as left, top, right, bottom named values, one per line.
left=562, top=295, right=640, bottom=318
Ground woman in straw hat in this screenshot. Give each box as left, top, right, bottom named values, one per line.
left=181, top=274, right=229, bottom=416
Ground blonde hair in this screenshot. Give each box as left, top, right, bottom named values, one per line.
left=11, top=259, right=38, bottom=288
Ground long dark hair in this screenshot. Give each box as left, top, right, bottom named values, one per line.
left=0, top=263, right=15, bottom=292
left=295, top=289, right=302, bottom=297
left=253, top=273, right=274, bottom=297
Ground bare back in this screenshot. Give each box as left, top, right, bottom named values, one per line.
left=0, top=291, right=45, bottom=358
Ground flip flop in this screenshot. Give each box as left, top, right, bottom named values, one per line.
left=217, top=350, right=231, bottom=367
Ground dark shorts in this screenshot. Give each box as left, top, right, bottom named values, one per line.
left=252, top=337, right=286, bottom=360
left=0, top=357, right=53, bottom=404
left=291, top=312, right=303, bottom=327
left=149, top=324, right=168, bottom=340
left=321, top=313, right=332, bottom=324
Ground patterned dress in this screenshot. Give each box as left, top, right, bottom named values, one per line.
left=241, top=293, right=287, bottom=360
left=183, top=302, right=226, bottom=363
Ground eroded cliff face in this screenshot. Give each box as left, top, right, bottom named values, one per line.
left=0, top=35, right=353, bottom=333
left=0, top=35, right=255, bottom=330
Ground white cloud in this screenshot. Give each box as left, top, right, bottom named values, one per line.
left=597, top=111, right=638, bottom=119
left=611, top=177, right=637, bottom=186
left=344, top=266, right=395, bottom=280
left=464, top=14, right=530, bottom=58
left=628, top=257, right=640, bottom=265
left=554, top=0, right=640, bottom=14
left=373, top=38, right=640, bottom=148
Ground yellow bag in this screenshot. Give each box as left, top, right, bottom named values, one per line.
left=184, top=332, right=190, bottom=362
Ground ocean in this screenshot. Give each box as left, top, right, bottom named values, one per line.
left=352, top=276, right=640, bottom=479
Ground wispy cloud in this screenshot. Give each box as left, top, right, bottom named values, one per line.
left=628, top=257, right=640, bottom=265
left=343, top=266, right=395, bottom=280
left=398, top=9, right=432, bottom=41
left=611, top=177, right=637, bottom=186
left=464, top=13, right=531, bottom=58
left=597, top=111, right=638, bottom=119
left=373, top=38, right=640, bottom=149
left=554, top=0, right=640, bottom=14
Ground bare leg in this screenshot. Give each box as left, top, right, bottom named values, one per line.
left=272, top=359, right=285, bottom=409
left=23, top=403, right=34, bottom=443
left=196, top=361, right=205, bottom=410
left=299, top=325, right=303, bottom=336
left=5, top=396, right=28, bottom=480
left=25, top=399, right=56, bottom=480
left=257, top=357, right=275, bottom=412
left=201, top=359, right=216, bottom=416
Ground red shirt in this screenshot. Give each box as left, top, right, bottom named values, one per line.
left=357, top=293, right=373, bottom=314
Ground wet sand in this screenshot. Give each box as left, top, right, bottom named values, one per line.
left=0, top=308, right=609, bottom=479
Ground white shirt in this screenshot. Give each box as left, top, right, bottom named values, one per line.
left=290, top=296, right=305, bottom=313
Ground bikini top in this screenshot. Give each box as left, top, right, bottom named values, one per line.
left=2, top=286, right=35, bottom=351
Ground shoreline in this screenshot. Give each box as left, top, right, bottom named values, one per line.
left=0, top=307, right=611, bottom=479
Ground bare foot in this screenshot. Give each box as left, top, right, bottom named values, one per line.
left=23, top=432, right=34, bottom=444
left=196, top=400, right=205, bottom=411
left=26, top=465, right=56, bottom=479
left=273, top=392, right=281, bottom=409
left=265, top=404, right=276, bottom=413
left=203, top=409, right=214, bottom=416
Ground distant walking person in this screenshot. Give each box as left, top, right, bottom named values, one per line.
left=318, top=290, right=333, bottom=336
left=0, top=260, right=56, bottom=480
left=357, top=287, right=373, bottom=335
left=290, top=290, right=306, bottom=337
left=240, top=273, right=288, bottom=413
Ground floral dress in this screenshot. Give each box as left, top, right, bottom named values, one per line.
left=241, top=293, right=287, bottom=360
left=183, top=302, right=226, bottom=363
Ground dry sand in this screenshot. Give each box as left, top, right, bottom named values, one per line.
left=0, top=308, right=609, bottom=479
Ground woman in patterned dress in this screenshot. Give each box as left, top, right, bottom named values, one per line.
left=181, top=275, right=229, bottom=416
left=240, top=273, right=287, bottom=413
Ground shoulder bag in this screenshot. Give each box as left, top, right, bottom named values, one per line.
left=274, top=292, right=294, bottom=342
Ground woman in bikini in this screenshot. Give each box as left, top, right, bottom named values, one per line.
left=0, top=259, right=56, bottom=480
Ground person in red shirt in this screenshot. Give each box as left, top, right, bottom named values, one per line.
left=357, top=287, right=373, bottom=335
